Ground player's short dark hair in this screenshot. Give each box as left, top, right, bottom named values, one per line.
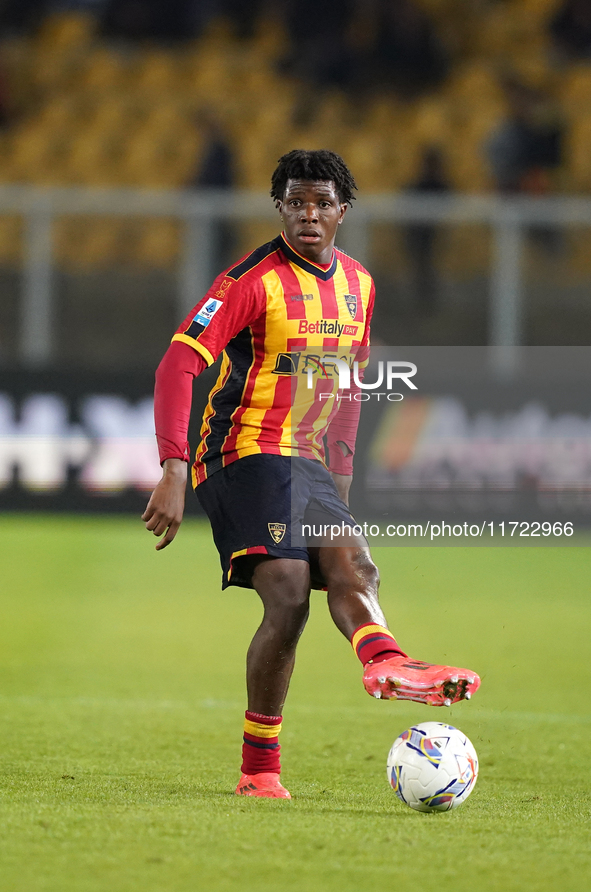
left=270, top=149, right=357, bottom=207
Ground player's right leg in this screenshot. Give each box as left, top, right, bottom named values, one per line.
left=246, top=556, right=310, bottom=716
left=195, top=455, right=314, bottom=799
left=235, top=555, right=311, bottom=799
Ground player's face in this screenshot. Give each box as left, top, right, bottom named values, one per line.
left=278, top=179, right=347, bottom=264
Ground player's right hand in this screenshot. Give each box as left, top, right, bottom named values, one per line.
left=142, top=458, right=187, bottom=550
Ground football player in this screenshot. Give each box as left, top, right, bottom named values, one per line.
left=143, top=149, right=480, bottom=799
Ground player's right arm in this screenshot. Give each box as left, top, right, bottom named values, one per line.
left=143, top=271, right=264, bottom=549
left=142, top=455, right=188, bottom=551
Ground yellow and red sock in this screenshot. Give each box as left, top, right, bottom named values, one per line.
left=241, top=711, right=282, bottom=775
left=351, top=623, right=406, bottom=666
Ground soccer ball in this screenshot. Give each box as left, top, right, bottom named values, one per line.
left=386, top=721, right=478, bottom=812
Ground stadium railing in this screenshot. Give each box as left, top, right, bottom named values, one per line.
left=3, top=187, right=591, bottom=374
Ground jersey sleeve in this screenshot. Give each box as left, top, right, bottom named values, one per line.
left=154, top=340, right=207, bottom=464
left=325, top=365, right=365, bottom=476
left=326, top=276, right=375, bottom=475
left=172, top=272, right=265, bottom=366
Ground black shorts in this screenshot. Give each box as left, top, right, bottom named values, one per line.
left=195, top=454, right=358, bottom=590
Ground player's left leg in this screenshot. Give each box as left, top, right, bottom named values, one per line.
left=317, top=544, right=481, bottom=706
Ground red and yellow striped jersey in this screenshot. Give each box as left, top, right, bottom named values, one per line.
left=172, top=233, right=374, bottom=486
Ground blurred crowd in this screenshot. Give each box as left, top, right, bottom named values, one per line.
left=2, top=0, right=591, bottom=73
left=0, top=0, right=589, bottom=294
left=0, top=0, right=449, bottom=98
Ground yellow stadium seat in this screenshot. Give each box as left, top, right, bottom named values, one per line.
left=117, top=123, right=199, bottom=187
left=6, top=122, right=60, bottom=180
left=185, top=52, right=235, bottom=103
left=130, top=51, right=181, bottom=95
left=132, top=219, right=181, bottom=268
left=4, top=0, right=591, bottom=285
left=518, top=0, right=563, bottom=25
left=30, top=49, right=78, bottom=92
left=83, top=96, right=141, bottom=147
left=238, top=130, right=283, bottom=188
left=439, top=224, right=491, bottom=278
left=35, top=12, right=96, bottom=52
left=31, top=14, right=96, bottom=94
left=81, top=49, right=128, bottom=92
left=445, top=62, right=505, bottom=115
left=446, top=112, right=503, bottom=192
left=565, top=229, right=591, bottom=277
left=340, top=130, right=392, bottom=192
left=507, top=49, right=554, bottom=90
left=0, top=216, right=23, bottom=264
left=560, top=66, right=591, bottom=120
left=55, top=217, right=129, bottom=268
left=0, top=134, right=15, bottom=183
left=475, top=4, right=546, bottom=58
left=36, top=94, right=81, bottom=130
left=65, top=131, right=121, bottom=186
left=248, top=17, right=289, bottom=62
left=366, top=94, right=408, bottom=130
left=244, top=92, right=293, bottom=142
left=564, top=115, right=591, bottom=192
left=237, top=222, right=280, bottom=258
left=413, top=96, right=453, bottom=145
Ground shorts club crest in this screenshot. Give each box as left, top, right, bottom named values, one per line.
left=268, top=523, right=286, bottom=544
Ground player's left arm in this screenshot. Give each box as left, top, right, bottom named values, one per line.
left=326, top=278, right=375, bottom=506
left=330, top=470, right=353, bottom=506
left=326, top=394, right=359, bottom=507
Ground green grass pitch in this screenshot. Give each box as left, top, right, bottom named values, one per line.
left=0, top=514, right=590, bottom=892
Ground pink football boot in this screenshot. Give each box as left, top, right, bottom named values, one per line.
left=235, top=772, right=291, bottom=799
left=363, top=656, right=481, bottom=706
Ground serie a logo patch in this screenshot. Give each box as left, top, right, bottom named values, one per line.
left=268, top=523, right=286, bottom=543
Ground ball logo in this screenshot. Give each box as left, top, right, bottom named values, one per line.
left=400, top=727, right=448, bottom=766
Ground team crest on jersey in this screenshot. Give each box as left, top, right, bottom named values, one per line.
left=344, top=294, right=358, bottom=319
left=268, top=523, right=286, bottom=544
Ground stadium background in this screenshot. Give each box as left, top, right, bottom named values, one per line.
left=1, top=0, right=591, bottom=514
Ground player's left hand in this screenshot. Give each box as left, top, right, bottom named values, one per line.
left=330, top=472, right=352, bottom=506
left=142, top=458, right=187, bottom=550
